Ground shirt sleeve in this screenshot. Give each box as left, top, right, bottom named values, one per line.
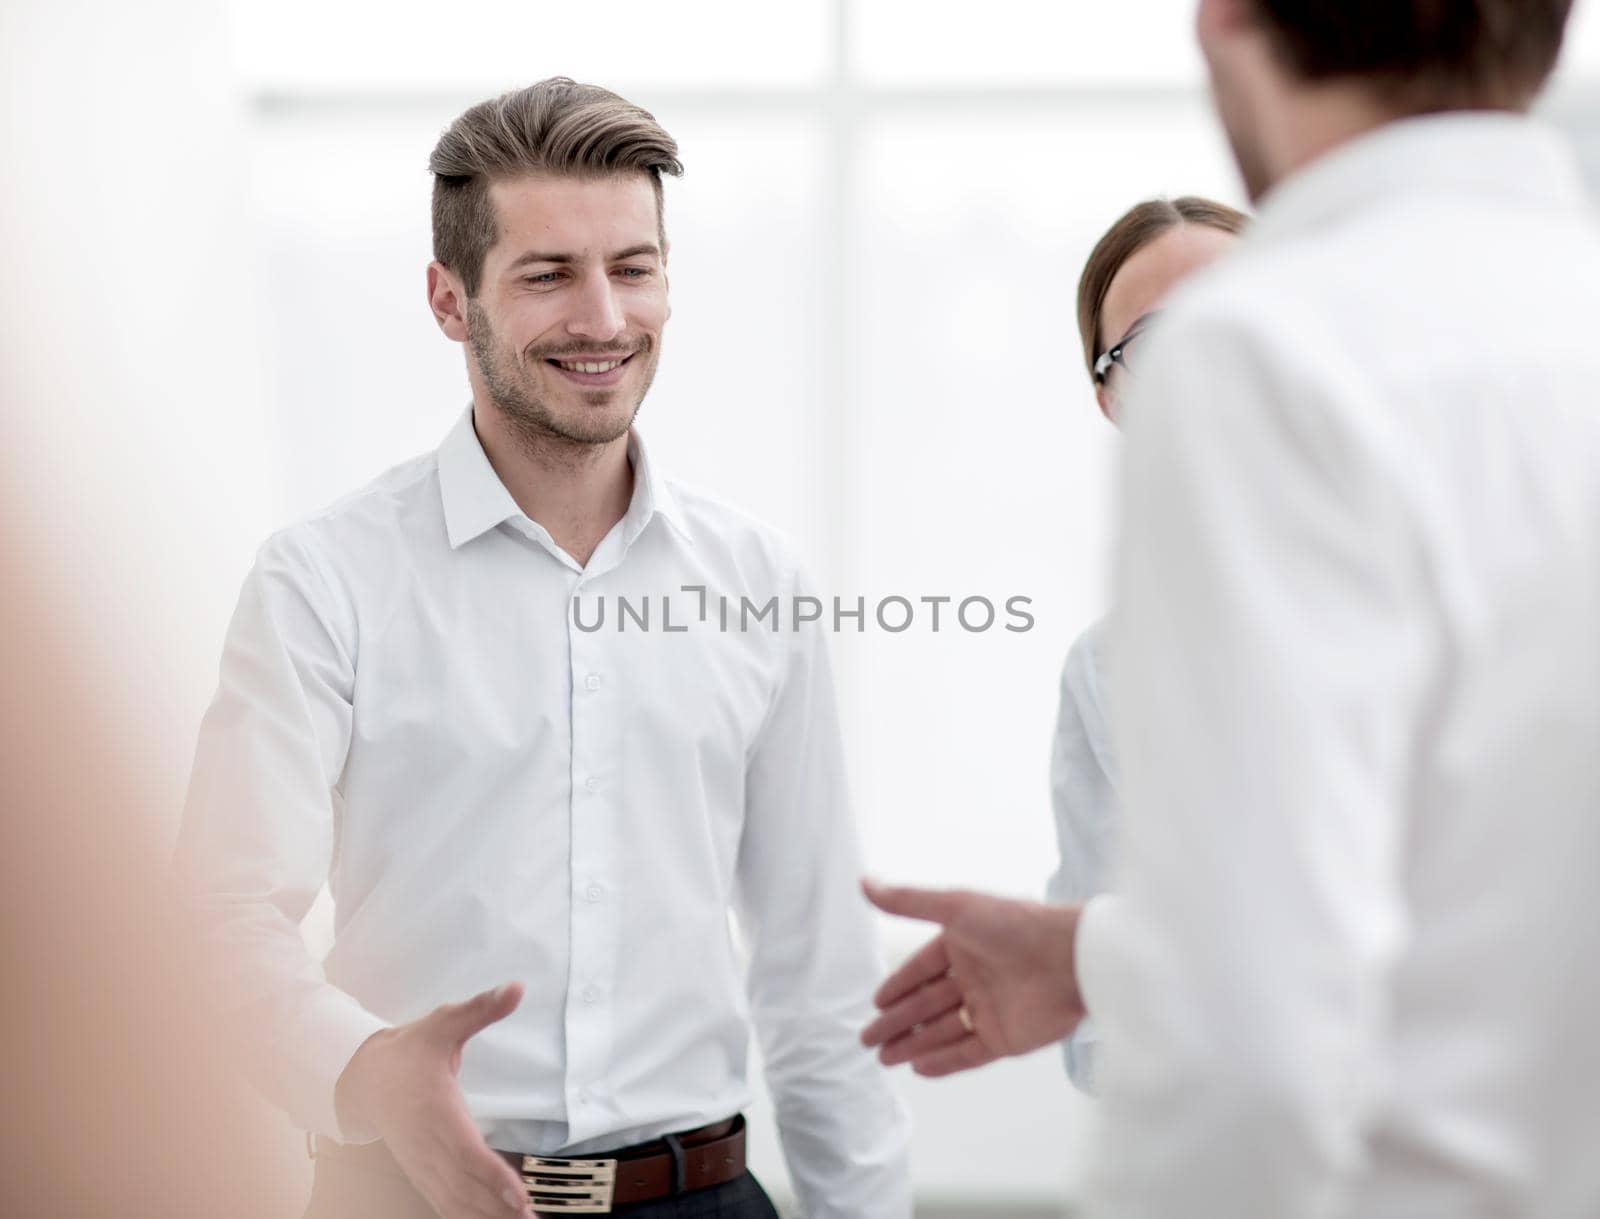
left=1046, top=628, right=1119, bottom=1095
left=174, top=527, right=389, bottom=1141
left=1078, top=302, right=1426, bottom=1219
left=733, top=563, right=913, bottom=1219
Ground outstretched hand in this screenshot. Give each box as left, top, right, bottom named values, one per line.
left=860, top=879, right=1087, bottom=1078
left=335, top=982, right=533, bottom=1218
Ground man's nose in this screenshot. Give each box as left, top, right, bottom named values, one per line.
left=565, top=273, right=626, bottom=342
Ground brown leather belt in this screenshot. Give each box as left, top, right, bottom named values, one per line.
left=499, top=1115, right=745, bottom=1214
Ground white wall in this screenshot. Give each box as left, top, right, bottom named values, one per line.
left=0, top=0, right=280, bottom=837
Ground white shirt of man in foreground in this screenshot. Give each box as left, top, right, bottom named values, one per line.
left=862, top=1, right=1600, bottom=1217
left=180, top=78, right=910, bottom=1219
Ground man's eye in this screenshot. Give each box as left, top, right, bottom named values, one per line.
left=524, top=272, right=562, bottom=285
left=616, top=266, right=651, bottom=279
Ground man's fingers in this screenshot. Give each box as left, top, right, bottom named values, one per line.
left=459, top=1147, right=532, bottom=1219
left=429, top=1173, right=527, bottom=1219
left=911, top=1036, right=1002, bottom=1079
left=426, top=1109, right=532, bottom=1218
left=871, top=933, right=950, bottom=1011
left=462, top=1140, right=531, bottom=1218
left=431, top=981, right=525, bottom=1047
left=416, top=1162, right=524, bottom=1219
left=878, top=1004, right=971, bottom=1067
left=861, top=974, right=962, bottom=1048
left=385, top=1067, right=529, bottom=1218
left=862, top=877, right=967, bottom=926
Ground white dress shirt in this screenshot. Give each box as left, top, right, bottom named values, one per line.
left=1077, top=113, right=1600, bottom=1219
left=1046, top=617, right=1117, bottom=1093
left=179, top=408, right=911, bottom=1218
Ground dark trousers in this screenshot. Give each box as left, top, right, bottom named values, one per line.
left=303, top=1144, right=781, bottom=1219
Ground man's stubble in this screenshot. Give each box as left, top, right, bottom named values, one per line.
left=465, top=299, right=660, bottom=454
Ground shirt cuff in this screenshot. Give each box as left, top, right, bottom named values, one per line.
left=279, top=988, right=392, bottom=1143
left=1064, top=1018, right=1101, bottom=1095
left=1075, top=891, right=1126, bottom=1021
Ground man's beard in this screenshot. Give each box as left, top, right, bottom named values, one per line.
left=465, top=300, right=658, bottom=450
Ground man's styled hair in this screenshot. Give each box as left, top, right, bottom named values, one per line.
left=1251, top=0, right=1575, bottom=111
left=1076, top=196, right=1249, bottom=381
left=428, top=77, right=684, bottom=297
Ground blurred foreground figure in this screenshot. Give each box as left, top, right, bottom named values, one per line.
left=0, top=517, right=282, bottom=1217
left=865, top=1, right=1600, bottom=1216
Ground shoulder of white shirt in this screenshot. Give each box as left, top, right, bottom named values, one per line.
left=254, top=442, right=814, bottom=597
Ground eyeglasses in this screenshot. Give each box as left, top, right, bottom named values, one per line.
left=1093, top=311, right=1160, bottom=385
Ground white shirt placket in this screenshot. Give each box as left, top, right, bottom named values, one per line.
left=563, top=566, right=623, bottom=1143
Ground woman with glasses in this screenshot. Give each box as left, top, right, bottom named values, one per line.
left=1051, top=196, right=1247, bottom=1093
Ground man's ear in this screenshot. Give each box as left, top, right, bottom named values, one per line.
left=427, top=261, right=470, bottom=342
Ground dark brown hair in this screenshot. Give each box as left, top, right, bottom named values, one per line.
left=1076, top=196, right=1249, bottom=381
left=428, top=77, right=684, bottom=297
left=1251, top=0, right=1574, bottom=111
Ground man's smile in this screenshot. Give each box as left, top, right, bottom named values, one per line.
left=543, top=350, right=636, bottom=387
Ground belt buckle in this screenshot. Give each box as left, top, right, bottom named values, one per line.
left=520, top=1154, right=617, bottom=1214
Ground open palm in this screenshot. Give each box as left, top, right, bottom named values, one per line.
left=861, top=881, right=1087, bottom=1078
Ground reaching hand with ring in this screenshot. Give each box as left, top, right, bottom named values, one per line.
left=859, top=879, right=1088, bottom=1078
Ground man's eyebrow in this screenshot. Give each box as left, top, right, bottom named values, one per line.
left=505, top=244, right=661, bottom=271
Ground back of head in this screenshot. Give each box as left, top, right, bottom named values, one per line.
left=1251, top=0, right=1575, bottom=111
left=429, top=77, right=684, bottom=297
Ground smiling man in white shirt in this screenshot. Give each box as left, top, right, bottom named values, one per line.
left=179, top=78, right=910, bottom=1219
left=862, top=2, right=1600, bottom=1217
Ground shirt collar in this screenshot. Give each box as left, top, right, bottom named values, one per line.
left=1248, top=111, right=1587, bottom=249
left=437, top=406, right=693, bottom=551
left=623, top=428, right=693, bottom=548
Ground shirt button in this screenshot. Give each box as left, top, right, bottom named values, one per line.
left=576, top=1091, right=591, bottom=1106
left=585, top=776, right=600, bottom=792
left=583, top=985, right=601, bottom=1004
left=585, top=673, right=602, bottom=691
left=586, top=884, right=604, bottom=902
